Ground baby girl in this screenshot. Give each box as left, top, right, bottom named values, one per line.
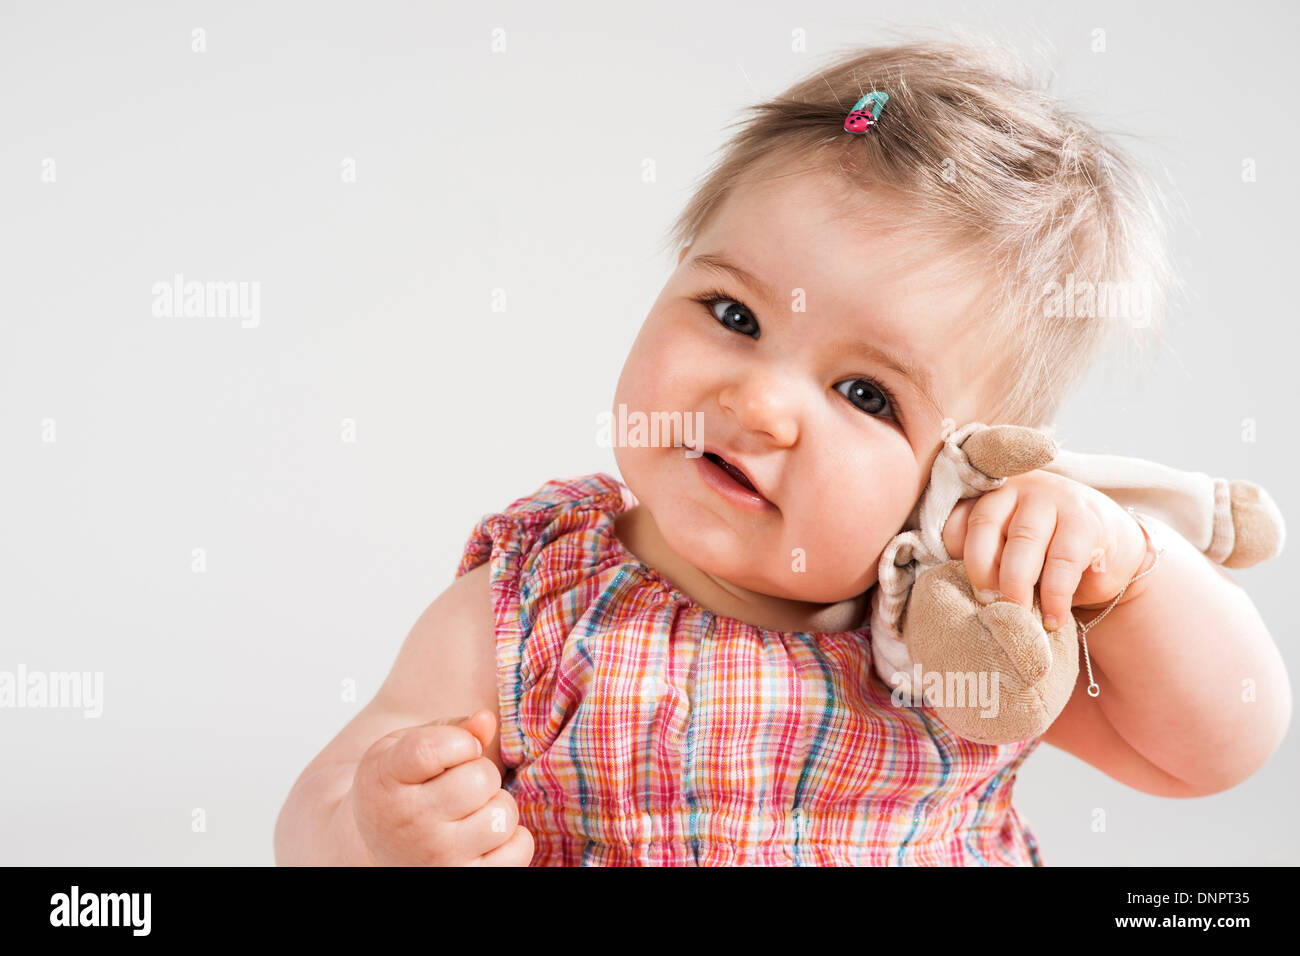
left=274, top=40, right=1290, bottom=866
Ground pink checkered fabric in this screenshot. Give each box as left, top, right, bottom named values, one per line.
left=455, top=473, right=1044, bottom=866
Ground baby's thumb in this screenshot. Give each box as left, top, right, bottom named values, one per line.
left=422, top=710, right=495, bottom=757
left=456, top=708, right=497, bottom=755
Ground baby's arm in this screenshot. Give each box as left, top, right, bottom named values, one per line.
left=273, top=562, right=511, bottom=864
left=1046, top=514, right=1290, bottom=797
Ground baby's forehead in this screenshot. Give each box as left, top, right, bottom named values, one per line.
left=699, top=162, right=998, bottom=337
left=723, top=167, right=978, bottom=279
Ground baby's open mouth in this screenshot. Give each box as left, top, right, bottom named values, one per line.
left=702, top=452, right=760, bottom=495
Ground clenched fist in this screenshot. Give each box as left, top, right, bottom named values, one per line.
left=350, top=709, right=534, bottom=866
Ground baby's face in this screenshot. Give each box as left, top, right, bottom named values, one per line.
left=613, top=163, right=1002, bottom=603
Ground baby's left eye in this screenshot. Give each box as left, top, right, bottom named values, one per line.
left=696, top=293, right=760, bottom=338
left=835, top=377, right=897, bottom=421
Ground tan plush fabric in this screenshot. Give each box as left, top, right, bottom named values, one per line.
left=1225, top=480, right=1287, bottom=568
left=906, top=560, right=1079, bottom=745
left=870, top=420, right=1286, bottom=744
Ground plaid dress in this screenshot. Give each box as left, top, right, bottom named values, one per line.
left=455, top=473, right=1045, bottom=867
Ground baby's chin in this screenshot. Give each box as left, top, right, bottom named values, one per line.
left=782, top=575, right=880, bottom=606
left=696, top=553, right=881, bottom=607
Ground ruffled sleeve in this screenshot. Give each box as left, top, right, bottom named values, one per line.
left=454, top=473, right=631, bottom=771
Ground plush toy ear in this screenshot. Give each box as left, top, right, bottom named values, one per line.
left=961, top=424, right=1057, bottom=480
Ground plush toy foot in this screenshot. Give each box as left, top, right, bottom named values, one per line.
left=903, top=560, right=1079, bottom=745
left=1224, top=480, right=1286, bottom=568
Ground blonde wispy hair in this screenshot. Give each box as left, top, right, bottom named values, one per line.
left=662, top=35, right=1182, bottom=430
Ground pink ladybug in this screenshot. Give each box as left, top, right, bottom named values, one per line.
left=843, top=92, right=889, bottom=135
left=843, top=110, right=875, bottom=133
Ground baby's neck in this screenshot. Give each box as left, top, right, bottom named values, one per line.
left=613, top=504, right=870, bottom=634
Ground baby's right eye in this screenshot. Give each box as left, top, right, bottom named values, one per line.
left=696, top=292, right=760, bottom=339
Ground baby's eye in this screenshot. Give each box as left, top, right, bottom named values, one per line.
left=835, top=377, right=897, bottom=421
left=698, top=295, right=760, bottom=339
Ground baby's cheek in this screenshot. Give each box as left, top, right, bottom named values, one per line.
left=806, top=480, right=912, bottom=570
left=784, top=512, right=881, bottom=592
left=628, top=338, right=696, bottom=407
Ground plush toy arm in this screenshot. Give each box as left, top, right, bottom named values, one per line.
left=1039, top=448, right=1285, bottom=568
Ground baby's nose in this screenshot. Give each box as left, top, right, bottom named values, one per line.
left=720, top=380, right=800, bottom=447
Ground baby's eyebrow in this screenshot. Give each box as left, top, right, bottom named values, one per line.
left=689, top=251, right=944, bottom=421
left=688, top=253, right=781, bottom=311
left=840, top=340, right=945, bottom=421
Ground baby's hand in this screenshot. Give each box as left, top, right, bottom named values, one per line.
left=940, top=470, right=1149, bottom=631
left=350, top=710, right=534, bottom=866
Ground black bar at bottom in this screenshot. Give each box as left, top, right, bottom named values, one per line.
left=0, top=864, right=1280, bottom=942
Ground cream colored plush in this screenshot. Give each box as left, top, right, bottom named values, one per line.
left=869, top=421, right=1286, bottom=745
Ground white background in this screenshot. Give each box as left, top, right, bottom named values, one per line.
left=1, top=0, right=1295, bottom=864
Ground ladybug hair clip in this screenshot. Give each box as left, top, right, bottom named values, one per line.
left=843, top=91, right=889, bottom=133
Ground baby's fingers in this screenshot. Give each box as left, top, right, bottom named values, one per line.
left=471, top=823, right=536, bottom=868
left=960, top=487, right=1017, bottom=601
left=381, top=720, right=482, bottom=785
left=1035, top=509, right=1101, bottom=631
left=995, top=496, right=1059, bottom=613
left=456, top=789, right=528, bottom=863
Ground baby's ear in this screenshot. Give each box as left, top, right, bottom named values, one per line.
left=962, top=425, right=1057, bottom=479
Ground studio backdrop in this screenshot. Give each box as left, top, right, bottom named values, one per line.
left=0, top=0, right=1295, bottom=865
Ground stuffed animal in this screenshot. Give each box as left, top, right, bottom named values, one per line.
left=869, top=421, right=1286, bottom=745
